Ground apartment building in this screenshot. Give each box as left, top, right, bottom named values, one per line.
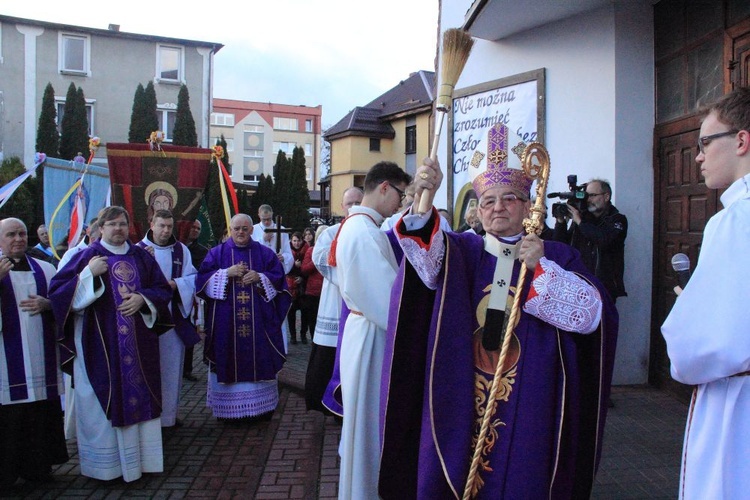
left=210, top=99, right=322, bottom=193
left=0, top=14, right=222, bottom=168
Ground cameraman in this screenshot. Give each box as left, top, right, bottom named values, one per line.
left=553, top=179, right=627, bottom=302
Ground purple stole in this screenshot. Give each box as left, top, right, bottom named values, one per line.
left=137, top=240, right=200, bottom=348
left=0, top=257, right=58, bottom=401
left=106, top=252, right=159, bottom=425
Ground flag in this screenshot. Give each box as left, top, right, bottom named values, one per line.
left=68, top=178, right=86, bottom=247
left=43, top=157, right=109, bottom=253
left=0, top=153, right=45, bottom=210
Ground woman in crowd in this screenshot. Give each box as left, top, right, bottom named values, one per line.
left=300, top=226, right=325, bottom=342
left=286, top=232, right=309, bottom=344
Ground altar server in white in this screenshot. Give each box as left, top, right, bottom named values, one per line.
left=662, top=87, right=750, bottom=499
left=332, top=162, right=411, bottom=499
left=139, top=209, right=199, bottom=428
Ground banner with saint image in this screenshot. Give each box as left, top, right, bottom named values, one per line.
left=106, top=143, right=212, bottom=242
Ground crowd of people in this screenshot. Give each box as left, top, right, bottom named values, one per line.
left=5, top=88, right=747, bottom=498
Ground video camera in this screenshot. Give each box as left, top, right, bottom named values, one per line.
left=548, top=175, right=588, bottom=219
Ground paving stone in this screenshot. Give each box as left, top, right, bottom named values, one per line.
left=11, top=333, right=691, bottom=499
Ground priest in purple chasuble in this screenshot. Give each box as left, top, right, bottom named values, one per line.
left=50, top=206, right=173, bottom=483
left=196, top=213, right=291, bottom=422
left=0, top=218, right=68, bottom=488
left=379, top=124, right=619, bottom=499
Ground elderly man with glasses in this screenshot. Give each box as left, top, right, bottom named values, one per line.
left=379, top=123, right=618, bottom=499
left=553, top=178, right=628, bottom=303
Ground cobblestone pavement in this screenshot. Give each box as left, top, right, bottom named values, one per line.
left=2, top=338, right=689, bottom=499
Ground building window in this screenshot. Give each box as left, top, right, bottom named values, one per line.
left=245, top=150, right=264, bottom=157
left=156, top=45, right=183, bottom=83
left=59, top=33, right=90, bottom=75
left=304, top=143, right=312, bottom=156
left=273, top=141, right=297, bottom=155
left=273, top=117, right=298, bottom=131
left=56, top=99, right=95, bottom=136
left=305, top=119, right=313, bottom=132
left=405, top=125, right=417, bottom=154
left=243, top=175, right=260, bottom=183
left=245, top=125, right=264, bottom=132
left=369, top=138, right=381, bottom=152
left=158, top=107, right=177, bottom=141
left=211, top=113, right=235, bottom=126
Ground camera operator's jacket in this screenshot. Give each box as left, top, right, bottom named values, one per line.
left=553, top=204, right=628, bottom=299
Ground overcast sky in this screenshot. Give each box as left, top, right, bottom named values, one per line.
left=3, top=1, right=440, bottom=128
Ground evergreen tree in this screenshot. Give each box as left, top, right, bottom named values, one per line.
left=272, top=150, right=290, bottom=219
left=36, top=83, right=59, bottom=158
left=143, top=81, right=159, bottom=135
left=252, top=174, right=275, bottom=217
left=172, top=84, right=198, bottom=147
left=35, top=83, right=59, bottom=226
left=237, top=188, right=252, bottom=215
left=72, top=86, right=90, bottom=155
left=128, top=83, right=146, bottom=143
left=286, top=146, right=311, bottom=230
left=0, top=156, right=39, bottom=229
left=128, top=82, right=159, bottom=143
left=59, top=83, right=90, bottom=160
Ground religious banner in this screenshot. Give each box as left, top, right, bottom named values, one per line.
left=448, top=69, right=545, bottom=229
left=106, top=143, right=213, bottom=242
left=43, top=156, right=110, bottom=252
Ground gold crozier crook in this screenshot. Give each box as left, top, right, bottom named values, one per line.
left=462, top=142, right=551, bottom=499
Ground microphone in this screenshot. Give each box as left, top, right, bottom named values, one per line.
left=671, top=253, right=691, bottom=289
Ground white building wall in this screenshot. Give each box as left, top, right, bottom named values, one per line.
left=438, top=2, right=654, bottom=384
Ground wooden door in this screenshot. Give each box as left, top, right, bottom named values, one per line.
left=650, top=119, right=719, bottom=397
left=728, top=20, right=750, bottom=89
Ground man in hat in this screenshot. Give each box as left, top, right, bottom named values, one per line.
left=379, top=124, right=618, bottom=499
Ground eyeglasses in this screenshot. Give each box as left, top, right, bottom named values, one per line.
left=103, top=221, right=128, bottom=228
left=697, top=130, right=739, bottom=155
left=388, top=183, right=406, bottom=202
left=587, top=192, right=606, bottom=198
left=479, top=193, right=527, bottom=210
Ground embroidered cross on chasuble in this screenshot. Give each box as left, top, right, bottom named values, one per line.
left=481, top=236, right=519, bottom=351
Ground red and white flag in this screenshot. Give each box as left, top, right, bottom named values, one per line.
left=67, top=179, right=86, bottom=247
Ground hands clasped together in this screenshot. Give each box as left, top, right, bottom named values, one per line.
left=228, top=261, right=261, bottom=285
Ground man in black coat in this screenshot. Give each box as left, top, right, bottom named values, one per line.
left=553, top=179, right=627, bottom=302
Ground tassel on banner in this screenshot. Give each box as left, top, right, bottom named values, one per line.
left=213, top=145, right=238, bottom=230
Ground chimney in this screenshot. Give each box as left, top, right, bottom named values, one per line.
left=108, top=24, right=120, bottom=32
